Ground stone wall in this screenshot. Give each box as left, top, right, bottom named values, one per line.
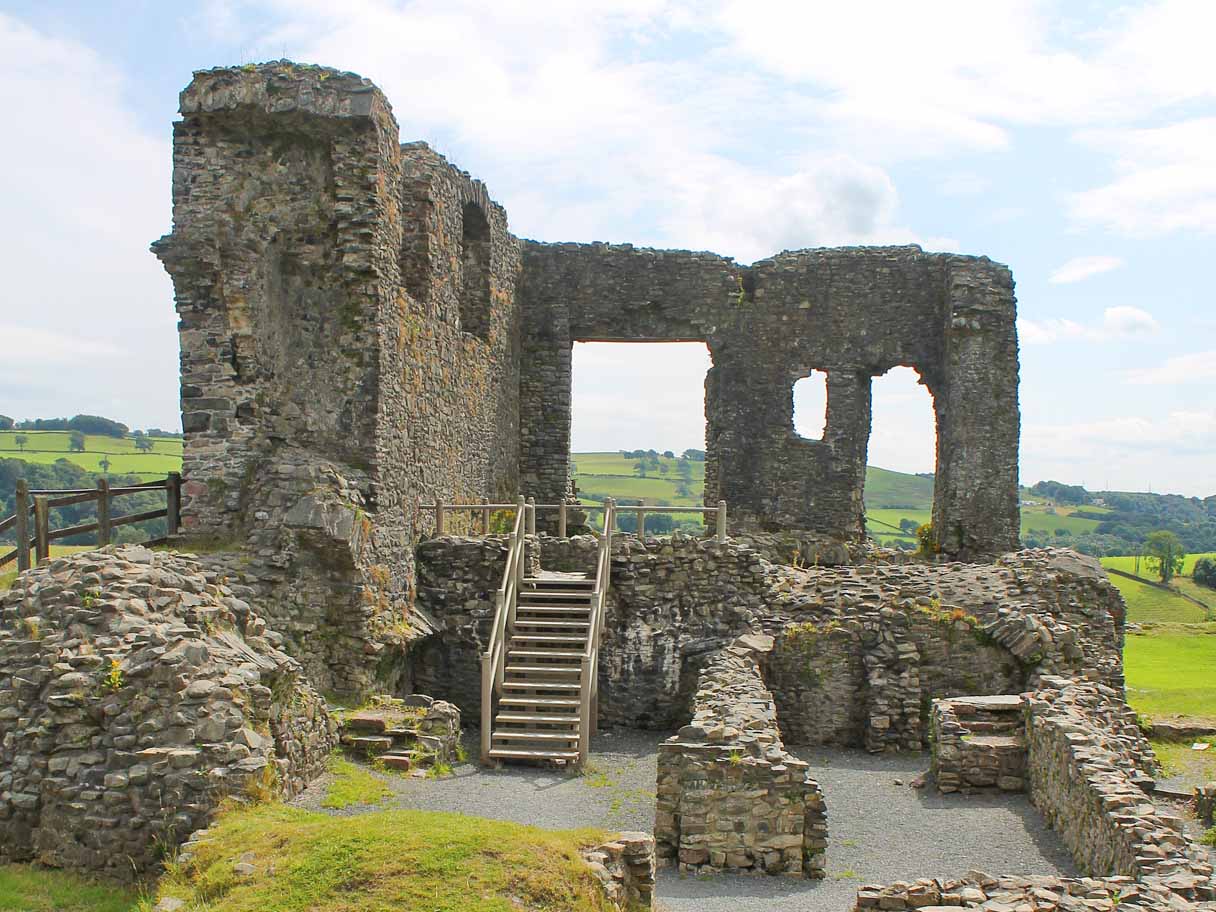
left=655, top=635, right=827, bottom=877
left=153, top=62, right=522, bottom=695
left=415, top=536, right=1126, bottom=751
left=0, top=547, right=336, bottom=879
left=582, top=832, right=656, bottom=910
left=930, top=695, right=1027, bottom=793
left=517, top=243, right=1020, bottom=559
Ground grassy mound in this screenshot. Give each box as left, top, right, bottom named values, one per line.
left=151, top=803, right=613, bottom=912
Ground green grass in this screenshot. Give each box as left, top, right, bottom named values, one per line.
left=1103, top=573, right=1209, bottom=624
left=0, top=431, right=181, bottom=477
left=321, top=756, right=393, bottom=810
left=1150, top=738, right=1216, bottom=784
left=1104, top=552, right=1216, bottom=578
left=149, top=802, right=613, bottom=912
left=862, top=466, right=933, bottom=509
left=1124, top=624, right=1216, bottom=720
left=0, top=545, right=97, bottom=591
left=0, top=864, right=140, bottom=911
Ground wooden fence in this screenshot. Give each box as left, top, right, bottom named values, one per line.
left=0, top=473, right=182, bottom=573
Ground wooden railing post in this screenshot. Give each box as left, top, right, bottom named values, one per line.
left=716, top=500, right=727, bottom=542
left=558, top=500, right=567, bottom=538
left=96, top=478, right=111, bottom=547
left=526, top=497, right=536, bottom=535
left=480, top=652, right=493, bottom=764
left=15, top=480, right=30, bottom=572
left=637, top=507, right=645, bottom=539
left=579, top=656, right=592, bottom=763
left=435, top=499, right=445, bottom=535
left=166, top=472, right=181, bottom=537
left=34, top=496, right=49, bottom=565
left=483, top=506, right=491, bottom=535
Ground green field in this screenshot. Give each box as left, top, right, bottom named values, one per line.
left=1099, top=553, right=1214, bottom=625
left=1104, top=552, right=1216, bottom=577
left=1124, top=625, right=1216, bottom=721
left=0, top=431, right=181, bottom=477
left=0, top=545, right=95, bottom=591
left=0, top=864, right=138, bottom=912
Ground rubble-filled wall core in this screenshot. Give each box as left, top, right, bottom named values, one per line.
left=153, top=64, right=1021, bottom=696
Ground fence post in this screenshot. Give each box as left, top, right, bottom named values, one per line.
left=716, top=501, right=727, bottom=542
left=34, top=496, right=49, bottom=565
left=637, top=507, right=645, bottom=539
left=435, top=499, right=445, bottom=536
left=515, top=496, right=526, bottom=589
left=558, top=500, right=567, bottom=538
left=15, top=480, right=29, bottom=572
left=96, top=478, right=111, bottom=547
left=483, top=506, right=491, bottom=535
left=526, top=497, right=536, bottom=535
left=166, top=472, right=181, bottom=537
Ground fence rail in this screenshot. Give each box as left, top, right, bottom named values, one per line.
left=418, top=496, right=727, bottom=541
left=0, top=473, right=182, bottom=573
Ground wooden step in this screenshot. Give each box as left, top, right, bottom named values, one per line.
left=495, top=713, right=580, bottom=724
left=511, top=619, right=590, bottom=629
left=507, top=648, right=585, bottom=659
left=505, top=665, right=581, bottom=675
left=493, top=731, right=579, bottom=742
left=509, top=635, right=588, bottom=644
left=524, top=577, right=593, bottom=586
left=499, top=696, right=580, bottom=708
left=502, top=681, right=582, bottom=691
left=488, top=748, right=579, bottom=761
left=516, top=605, right=590, bottom=614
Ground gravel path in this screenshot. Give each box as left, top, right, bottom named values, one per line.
left=293, top=730, right=1078, bottom=912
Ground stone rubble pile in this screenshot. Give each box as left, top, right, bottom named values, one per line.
left=0, top=546, right=336, bottom=879
left=655, top=633, right=827, bottom=878
left=582, top=831, right=656, bottom=910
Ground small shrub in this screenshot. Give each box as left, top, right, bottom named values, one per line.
left=1201, top=827, right=1216, bottom=847
left=916, top=523, right=937, bottom=557
left=101, top=658, right=124, bottom=693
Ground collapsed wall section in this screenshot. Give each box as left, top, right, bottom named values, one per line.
left=153, top=63, right=521, bottom=694
left=655, top=634, right=827, bottom=877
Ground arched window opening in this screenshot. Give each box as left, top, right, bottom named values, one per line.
left=865, top=366, right=937, bottom=548
left=460, top=202, right=491, bottom=339
left=792, top=370, right=828, bottom=441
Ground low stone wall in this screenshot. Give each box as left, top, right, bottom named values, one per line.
left=1197, top=783, right=1216, bottom=828
left=655, top=634, right=827, bottom=878
left=583, top=831, right=656, bottom=910
left=0, top=546, right=336, bottom=879
left=930, top=695, right=1026, bottom=793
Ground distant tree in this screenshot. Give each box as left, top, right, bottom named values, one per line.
left=0, top=415, right=12, bottom=430
left=69, top=431, right=86, bottom=453
left=135, top=437, right=154, bottom=454
left=99, top=457, right=111, bottom=475
left=1144, top=530, right=1186, bottom=583
left=659, top=462, right=669, bottom=474
left=677, top=458, right=693, bottom=481
left=898, top=518, right=918, bottom=534
left=682, top=448, right=705, bottom=461
left=67, top=415, right=128, bottom=438
left=662, top=450, right=674, bottom=459
left=1054, top=528, right=1071, bottom=537
left=1193, top=557, right=1216, bottom=590
left=14, top=434, right=28, bottom=452
left=633, top=460, right=649, bottom=478
left=675, top=481, right=691, bottom=498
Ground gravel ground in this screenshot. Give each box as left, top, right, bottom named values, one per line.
left=293, top=730, right=1079, bottom=912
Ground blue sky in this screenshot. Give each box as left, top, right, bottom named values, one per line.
left=1, top=1, right=1212, bottom=495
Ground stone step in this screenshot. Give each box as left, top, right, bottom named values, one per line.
left=495, top=713, right=581, bottom=724
left=499, top=696, right=580, bottom=708
left=378, top=751, right=415, bottom=771
left=488, top=748, right=579, bottom=761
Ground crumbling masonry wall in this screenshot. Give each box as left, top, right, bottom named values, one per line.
left=153, top=63, right=521, bottom=694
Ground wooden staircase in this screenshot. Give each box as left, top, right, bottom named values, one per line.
left=488, top=576, right=596, bottom=764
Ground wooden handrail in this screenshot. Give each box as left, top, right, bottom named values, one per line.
left=0, top=473, right=182, bottom=572
left=579, top=498, right=615, bottom=765
left=480, top=495, right=527, bottom=764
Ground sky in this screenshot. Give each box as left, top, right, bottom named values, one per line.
left=0, top=1, right=1212, bottom=496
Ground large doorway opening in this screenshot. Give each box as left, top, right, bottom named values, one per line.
left=865, top=366, right=937, bottom=548
left=570, top=341, right=711, bottom=534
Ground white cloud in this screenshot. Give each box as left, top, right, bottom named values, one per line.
left=1127, top=351, right=1216, bottom=386
left=1048, top=255, right=1124, bottom=284
left=0, top=14, right=177, bottom=429
left=1019, top=306, right=1158, bottom=345
left=1069, top=118, right=1216, bottom=237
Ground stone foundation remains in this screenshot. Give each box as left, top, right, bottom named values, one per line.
left=582, top=832, right=657, bottom=910
left=930, top=695, right=1027, bottom=793
left=0, top=546, right=336, bottom=879
left=336, top=694, right=461, bottom=772
left=655, top=634, right=827, bottom=877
